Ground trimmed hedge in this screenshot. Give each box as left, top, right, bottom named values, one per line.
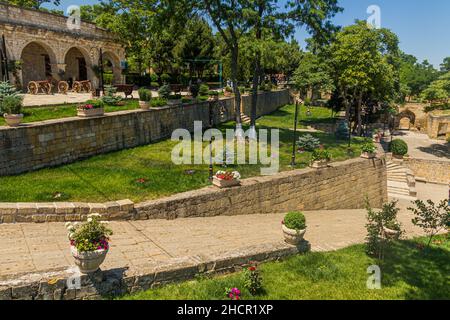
left=390, top=139, right=408, bottom=156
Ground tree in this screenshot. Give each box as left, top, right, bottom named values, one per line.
left=440, top=57, right=450, bottom=72
left=400, top=53, right=439, bottom=100
left=421, top=71, right=450, bottom=105
left=4, top=0, right=60, bottom=9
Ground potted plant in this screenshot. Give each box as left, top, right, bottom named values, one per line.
left=138, top=88, right=152, bottom=110
left=361, top=141, right=377, bottom=159
left=77, top=99, right=105, bottom=117
left=2, top=95, right=24, bottom=127
left=389, top=139, right=408, bottom=159
left=282, top=211, right=307, bottom=245
left=208, top=90, right=219, bottom=101
left=213, top=170, right=241, bottom=188
left=66, top=214, right=113, bottom=274
left=310, top=148, right=331, bottom=168
left=224, top=86, right=233, bottom=97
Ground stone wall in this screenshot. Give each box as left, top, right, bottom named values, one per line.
left=403, top=158, right=450, bottom=184
left=0, top=90, right=290, bottom=176
left=427, top=112, right=450, bottom=140
left=0, top=156, right=387, bottom=223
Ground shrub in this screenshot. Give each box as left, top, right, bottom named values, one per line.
left=208, top=90, right=219, bottom=96
left=85, top=99, right=104, bottom=108
left=101, top=85, right=122, bottom=105
left=335, top=120, right=350, bottom=140
left=138, top=88, right=152, bottom=102
left=181, top=97, right=193, bottom=104
left=189, top=84, right=200, bottom=98
left=311, top=149, right=331, bottom=161
left=66, top=214, right=113, bottom=252
left=390, top=139, right=408, bottom=156
left=158, top=85, right=171, bottom=100
left=0, top=81, right=22, bottom=114
left=243, top=264, right=263, bottom=295
left=199, top=84, right=209, bottom=96
left=361, top=141, right=377, bottom=153
left=283, top=211, right=306, bottom=230
left=150, top=73, right=158, bottom=83
left=225, top=86, right=233, bottom=93
left=160, top=73, right=171, bottom=84
left=150, top=82, right=160, bottom=88
left=2, top=95, right=23, bottom=114
left=297, top=134, right=321, bottom=152
left=169, top=94, right=182, bottom=100
left=151, top=97, right=167, bottom=108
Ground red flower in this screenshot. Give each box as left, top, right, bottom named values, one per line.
left=249, top=266, right=256, bottom=272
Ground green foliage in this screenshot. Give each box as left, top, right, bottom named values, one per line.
left=284, top=211, right=306, bottom=230
left=160, top=73, right=171, bottom=84
left=1, top=95, right=23, bottom=114
left=85, top=99, right=105, bottom=109
left=365, top=200, right=403, bottom=260
left=0, top=81, right=22, bottom=114
left=189, top=84, right=200, bottom=98
left=225, top=86, right=233, bottom=93
left=243, top=265, right=263, bottom=296
left=138, top=88, right=152, bottom=102
left=311, top=149, right=331, bottom=161
left=297, top=134, right=321, bottom=152
left=389, top=139, right=408, bottom=156
left=335, top=120, right=350, bottom=140
left=101, top=85, right=122, bottom=105
left=361, top=141, right=376, bottom=153
left=293, top=52, right=334, bottom=97
left=151, top=98, right=167, bottom=108
left=66, top=215, right=113, bottom=253
left=199, top=84, right=209, bottom=96
left=408, top=200, right=450, bottom=247
left=158, top=85, right=171, bottom=100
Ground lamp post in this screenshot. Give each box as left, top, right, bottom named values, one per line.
left=208, top=99, right=215, bottom=181
left=291, top=100, right=300, bottom=167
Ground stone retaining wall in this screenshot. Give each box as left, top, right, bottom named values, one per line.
left=0, top=157, right=388, bottom=223
left=403, top=157, right=450, bottom=184
left=0, top=90, right=290, bottom=176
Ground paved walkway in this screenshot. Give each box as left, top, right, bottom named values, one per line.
left=0, top=182, right=447, bottom=282
left=394, top=131, right=450, bottom=161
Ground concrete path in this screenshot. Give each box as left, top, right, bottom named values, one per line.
left=394, top=131, right=450, bottom=161
left=0, top=182, right=447, bottom=283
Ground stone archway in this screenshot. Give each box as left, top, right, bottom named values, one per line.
left=396, top=109, right=416, bottom=131
left=20, top=41, right=57, bottom=91
left=102, top=51, right=121, bottom=84
left=64, top=47, right=94, bottom=88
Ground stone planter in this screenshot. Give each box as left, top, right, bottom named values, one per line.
left=361, top=152, right=377, bottom=159
left=139, top=101, right=150, bottom=110
left=382, top=227, right=401, bottom=240
left=71, top=246, right=109, bottom=274
left=3, top=114, right=23, bottom=127
left=77, top=108, right=104, bottom=118
left=212, top=176, right=241, bottom=188
left=282, top=225, right=306, bottom=245
left=167, top=99, right=182, bottom=106
left=310, top=160, right=329, bottom=169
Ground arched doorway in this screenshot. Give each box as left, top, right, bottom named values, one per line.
left=102, top=51, right=121, bottom=85
left=20, top=41, right=57, bottom=91
left=396, top=109, right=416, bottom=131
left=64, top=47, right=91, bottom=88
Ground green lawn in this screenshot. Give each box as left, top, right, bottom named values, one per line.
left=121, top=234, right=450, bottom=300
left=0, top=100, right=139, bottom=126
left=0, top=105, right=364, bottom=203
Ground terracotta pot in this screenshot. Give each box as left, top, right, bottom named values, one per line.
left=212, top=176, right=241, bottom=188
left=282, top=225, right=306, bottom=245
left=77, top=108, right=104, bottom=118
left=361, top=152, right=377, bottom=159
left=139, top=101, right=150, bottom=110
left=71, top=246, right=108, bottom=274
left=3, top=114, right=23, bottom=127
left=310, top=160, right=329, bottom=169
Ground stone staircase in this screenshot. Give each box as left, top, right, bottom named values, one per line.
left=386, top=160, right=417, bottom=201
left=241, top=114, right=251, bottom=124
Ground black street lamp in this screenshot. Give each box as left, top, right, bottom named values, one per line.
left=291, top=100, right=300, bottom=167
left=208, top=100, right=215, bottom=181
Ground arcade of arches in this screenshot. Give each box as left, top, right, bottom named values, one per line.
left=0, top=3, right=125, bottom=91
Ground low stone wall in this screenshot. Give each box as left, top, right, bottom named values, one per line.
left=403, top=157, right=450, bottom=184
left=0, top=90, right=290, bottom=176
left=0, top=157, right=388, bottom=223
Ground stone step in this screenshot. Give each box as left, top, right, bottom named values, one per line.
left=388, top=193, right=417, bottom=201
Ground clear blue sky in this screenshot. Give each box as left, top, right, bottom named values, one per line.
left=44, top=0, right=450, bottom=68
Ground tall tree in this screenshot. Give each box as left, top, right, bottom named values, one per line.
left=4, top=0, right=60, bottom=9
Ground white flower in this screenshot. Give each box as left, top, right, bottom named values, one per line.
left=232, top=171, right=241, bottom=180
left=87, top=218, right=93, bottom=223
left=88, top=213, right=101, bottom=218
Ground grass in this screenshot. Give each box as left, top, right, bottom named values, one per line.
left=0, top=100, right=139, bottom=126
left=0, top=105, right=365, bottom=203
left=121, top=234, right=450, bottom=300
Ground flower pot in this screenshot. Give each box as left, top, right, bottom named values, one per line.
left=382, top=227, right=401, bottom=240
left=139, top=101, right=150, bottom=110
left=224, top=91, right=232, bottom=97
left=3, top=114, right=23, bottom=127
left=282, top=225, right=306, bottom=245
left=361, top=152, right=377, bottom=159
left=213, top=176, right=241, bottom=188
left=71, top=246, right=108, bottom=274
left=77, top=108, right=104, bottom=117
left=310, top=160, right=329, bottom=169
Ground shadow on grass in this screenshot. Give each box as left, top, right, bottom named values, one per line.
left=381, top=238, right=450, bottom=300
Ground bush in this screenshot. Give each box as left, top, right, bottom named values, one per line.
left=284, top=211, right=306, bottom=230
left=160, top=73, right=171, bottom=84
left=158, top=85, right=171, bottom=100
left=101, top=85, right=122, bottom=105
left=190, top=84, right=200, bottom=98
left=199, top=84, right=209, bottom=96
left=361, top=141, right=377, bottom=153
left=150, top=82, right=160, bottom=88
left=390, top=139, right=408, bottom=156
left=151, top=98, right=167, bottom=108
left=0, top=81, right=22, bottom=115
left=169, top=94, right=182, bottom=100
left=208, top=90, right=219, bottom=96
left=138, top=88, right=152, bottom=102
left=225, top=86, right=233, bottom=93
left=2, top=95, right=23, bottom=114
left=150, top=73, right=158, bottom=83
left=85, top=99, right=105, bottom=109
left=297, top=134, right=321, bottom=152
left=311, top=149, right=331, bottom=161
left=335, top=120, right=350, bottom=140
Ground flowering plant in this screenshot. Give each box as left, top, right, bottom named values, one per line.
left=66, top=214, right=113, bottom=252
left=77, top=99, right=104, bottom=110
left=215, top=170, right=241, bottom=181
left=225, top=287, right=241, bottom=300
left=243, top=263, right=263, bottom=295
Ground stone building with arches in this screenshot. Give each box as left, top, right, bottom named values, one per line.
left=0, top=2, right=125, bottom=91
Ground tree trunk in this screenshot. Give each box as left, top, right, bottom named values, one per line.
left=357, top=91, right=363, bottom=136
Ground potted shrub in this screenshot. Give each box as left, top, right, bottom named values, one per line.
left=199, top=84, right=209, bottom=97
left=66, top=214, right=113, bottom=274
left=224, top=86, right=233, bottom=97
left=310, top=148, right=331, bottom=168
left=138, top=88, right=152, bottom=110
left=297, top=134, right=321, bottom=153
left=208, top=90, right=219, bottom=101
left=151, top=97, right=167, bottom=108
left=390, top=139, right=408, bottom=159
left=2, top=95, right=24, bottom=127
left=77, top=99, right=105, bottom=117
left=158, top=84, right=171, bottom=101
left=213, top=170, right=241, bottom=188
left=282, top=211, right=307, bottom=245
left=361, top=141, right=377, bottom=159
